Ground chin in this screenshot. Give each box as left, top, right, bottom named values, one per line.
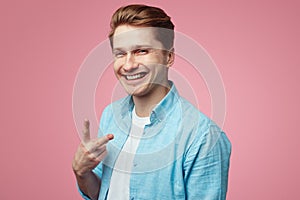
left=125, top=85, right=151, bottom=97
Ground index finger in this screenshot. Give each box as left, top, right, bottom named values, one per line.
left=95, top=134, right=114, bottom=147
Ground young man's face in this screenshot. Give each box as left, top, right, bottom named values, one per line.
left=112, top=25, right=173, bottom=97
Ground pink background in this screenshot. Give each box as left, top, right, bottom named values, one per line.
left=1, top=0, right=299, bottom=199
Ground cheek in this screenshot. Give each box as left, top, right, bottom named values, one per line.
left=152, top=51, right=168, bottom=63
left=113, top=60, right=121, bottom=74
left=137, top=56, right=163, bottom=66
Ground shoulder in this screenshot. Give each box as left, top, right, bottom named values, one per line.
left=99, top=96, right=131, bottom=129
left=177, top=96, right=231, bottom=153
left=178, top=97, right=212, bottom=132
left=101, top=96, right=130, bottom=117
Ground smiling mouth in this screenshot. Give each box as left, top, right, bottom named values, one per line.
left=125, top=72, right=147, bottom=80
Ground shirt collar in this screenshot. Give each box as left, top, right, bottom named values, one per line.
left=119, top=81, right=179, bottom=123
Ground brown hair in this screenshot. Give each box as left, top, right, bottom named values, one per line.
left=109, top=4, right=175, bottom=49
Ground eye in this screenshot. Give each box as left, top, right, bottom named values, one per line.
left=135, top=49, right=149, bottom=55
left=113, top=51, right=126, bottom=58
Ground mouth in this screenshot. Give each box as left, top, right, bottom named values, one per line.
left=124, top=72, right=148, bottom=80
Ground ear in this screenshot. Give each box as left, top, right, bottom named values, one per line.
left=166, top=48, right=175, bottom=67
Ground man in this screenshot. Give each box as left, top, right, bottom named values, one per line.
left=72, top=4, right=231, bottom=200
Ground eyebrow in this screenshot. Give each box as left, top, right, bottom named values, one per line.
left=112, top=45, right=154, bottom=52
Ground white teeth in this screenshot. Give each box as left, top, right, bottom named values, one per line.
left=126, top=73, right=145, bottom=80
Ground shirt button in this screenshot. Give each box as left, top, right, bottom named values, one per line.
left=133, top=163, right=138, bottom=167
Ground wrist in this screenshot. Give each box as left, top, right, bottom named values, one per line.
left=74, top=168, right=91, bottom=179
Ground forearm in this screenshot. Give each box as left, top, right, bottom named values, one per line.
left=75, top=170, right=101, bottom=200
left=72, top=120, right=112, bottom=199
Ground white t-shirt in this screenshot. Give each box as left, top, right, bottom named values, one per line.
left=107, top=107, right=150, bottom=200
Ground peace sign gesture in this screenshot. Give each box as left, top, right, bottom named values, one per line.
left=72, top=119, right=114, bottom=177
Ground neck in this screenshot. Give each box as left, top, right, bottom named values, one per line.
left=133, top=83, right=170, bottom=117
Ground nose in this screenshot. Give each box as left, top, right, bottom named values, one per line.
left=123, top=53, right=138, bottom=72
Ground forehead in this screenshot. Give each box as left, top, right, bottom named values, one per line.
left=112, top=25, right=164, bottom=50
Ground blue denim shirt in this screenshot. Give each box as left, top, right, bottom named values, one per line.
left=79, top=82, right=231, bottom=200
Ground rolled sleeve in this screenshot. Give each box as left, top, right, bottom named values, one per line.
left=77, top=186, right=92, bottom=200
left=184, top=124, right=231, bottom=200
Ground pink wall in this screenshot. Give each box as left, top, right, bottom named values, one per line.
left=1, top=0, right=299, bottom=199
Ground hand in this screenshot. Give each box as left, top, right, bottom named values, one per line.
left=72, top=119, right=114, bottom=177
